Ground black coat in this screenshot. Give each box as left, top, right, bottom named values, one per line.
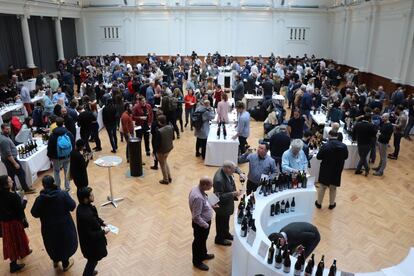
left=31, top=188, right=78, bottom=261
left=47, top=127, right=75, bottom=159
left=213, top=168, right=237, bottom=216
left=70, top=150, right=89, bottom=189
left=76, top=203, right=107, bottom=261
left=317, top=139, right=349, bottom=186
left=269, top=222, right=320, bottom=258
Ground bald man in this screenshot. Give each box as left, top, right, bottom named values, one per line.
left=189, top=177, right=215, bottom=271
left=331, top=122, right=343, bottom=142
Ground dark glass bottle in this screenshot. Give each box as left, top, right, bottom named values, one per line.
left=285, top=199, right=290, bottom=213
left=281, top=200, right=285, bottom=214
left=267, top=241, right=275, bottom=264
left=283, top=250, right=291, bottom=273
left=240, top=217, right=248, bottom=237
left=270, top=204, right=275, bottom=216
left=275, top=201, right=280, bottom=215
left=315, top=255, right=325, bottom=276
left=302, top=171, right=307, bottom=188
left=304, top=254, right=315, bottom=276
left=274, top=244, right=283, bottom=269
left=328, top=259, right=337, bottom=276
left=291, top=197, right=296, bottom=212
left=237, top=202, right=244, bottom=224
left=294, top=254, right=303, bottom=276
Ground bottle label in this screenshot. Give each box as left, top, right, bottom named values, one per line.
left=294, top=269, right=302, bottom=276
left=283, top=266, right=290, bottom=273
left=291, top=207, right=295, bottom=212
left=275, top=262, right=282, bottom=269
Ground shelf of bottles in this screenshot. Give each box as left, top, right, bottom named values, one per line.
left=232, top=172, right=321, bottom=276
left=17, top=139, right=42, bottom=160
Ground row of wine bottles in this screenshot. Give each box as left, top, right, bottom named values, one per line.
left=270, top=197, right=295, bottom=216
left=259, top=171, right=308, bottom=197
left=267, top=240, right=337, bottom=276
left=18, top=140, right=38, bottom=159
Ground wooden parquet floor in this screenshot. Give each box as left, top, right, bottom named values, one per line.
left=1, top=110, right=414, bottom=275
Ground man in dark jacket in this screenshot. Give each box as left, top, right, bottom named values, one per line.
left=261, top=76, right=273, bottom=100
left=102, top=98, right=118, bottom=153
left=212, top=161, right=245, bottom=246
left=47, top=117, right=75, bottom=191
left=31, top=176, right=78, bottom=271
left=61, top=107, right=76, bottom=138
left=353, top=114, right=377, bottom=176
left=268, top=222, right=320, bottom=259
left=269, top=125, right=291, bottom=168
left=77, top=187, right=108, bottom=276
left=373, top=113, right=393, bottom=176
left=315, top=130, right=348, bottom=209
left=232, top=75, right=245, bottom=102
left=77, top=105, right=96, bottom=153
left=70, top=139, right=89, bottom=195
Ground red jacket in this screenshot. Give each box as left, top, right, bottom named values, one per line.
left=121, top=111, right=134, bottom=134
left=127, top=80, right=135, bottom=95
left=132, top=103, right=153, bottom=126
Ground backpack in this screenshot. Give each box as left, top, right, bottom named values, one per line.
left=192, top=109, right=205, bottom=130
left=168, top=96, right=178, bottom=112
left=57, top=133, right=72, bottom=158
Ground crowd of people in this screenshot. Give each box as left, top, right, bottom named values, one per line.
left=0, top=51, right=413, bottom=273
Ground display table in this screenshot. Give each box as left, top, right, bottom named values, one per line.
left=232, top=180, right=317, bottom=276
left=204, top=124, right=239, bottom=166
left=0, top=139, right=50, bottom=188
left=75, top=107, right=104, bottom=141
left=0, top=103, right=25, bottom=125
left=30, top=95, right=44, bottom=104
left=311, top=111, right=327, bottom=125
left=18, top=78, right=36, bottom=92
left=245, top=94, right=285, bottom=110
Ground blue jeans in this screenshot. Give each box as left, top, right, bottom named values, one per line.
left=52, top=158, right=70, bottom=190
left=185, top=108, right=194, bottom=127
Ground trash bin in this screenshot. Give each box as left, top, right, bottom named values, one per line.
left=129, top=137, right=143, bottom=177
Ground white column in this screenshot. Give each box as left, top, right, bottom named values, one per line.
left=54, top=17, right=65, bottom=61
left=20, top=15, right=36, bottom=68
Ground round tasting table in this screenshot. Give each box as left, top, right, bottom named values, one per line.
left=95, top=156, right=123, bottom=208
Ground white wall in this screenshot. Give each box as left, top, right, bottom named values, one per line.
left=78, top=7, right=331, bottom=58
left=330, top=0, right=414, bottom=86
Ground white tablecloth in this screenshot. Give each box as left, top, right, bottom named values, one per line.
left=18, top=78, right=36, bottom=92
left=204, top=124, right=239, bottom=166
left=0, top=139, right=50, bottom=188
left=310, top=111, right=327, bottom=125
left=232, top=182, right=316, bottom=276
left=245, top=94, right=285, bottom=110
left=0, top=103, right=25, bottom=125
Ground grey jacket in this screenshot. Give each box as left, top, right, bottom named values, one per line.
left=233, top=81, right=245, bottom=102
left=194, top=106, right=215, bottom=139
left=213, top=168, right=237, bottom=216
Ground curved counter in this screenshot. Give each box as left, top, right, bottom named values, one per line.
left=232, top=178, right=414, bottom=276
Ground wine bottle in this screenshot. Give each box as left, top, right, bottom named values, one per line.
left=250, top=219, right=256, bottom=232
left=294, top=254, right=303, bottom=276
left=274, top=244, right=283, bottom=269
left=281, top=200, right=285, bottom=213
left=302, top=171, right=307, bottom=188
left=298, top=250, right=305, bottom=271
left=283, top=250, right=291, bottom=273
left=328, top=259, right=337, bottom=276
left=251, top=193, right=256, bottom=207
left=285, top=199, right=290, bottom=213
left=298, top=171, right=302, bottom=188
left=291, top=197, right=296, bottom=212
left=315, top=255, right=325, bottom=276
left=270, top=204, right=275, bottom=216
left=237, top=204, right=244, bottom=224
left=267, top=241, right=275, bottom=264
left=240, top=217, right=248, bottom=237
left=275, top=201, right=280, bottom=215
left=304, top=254, right=315, bottom=276
left=271, top=178, right=276, bottom=193
left=241, top=194, right=246, bottom=206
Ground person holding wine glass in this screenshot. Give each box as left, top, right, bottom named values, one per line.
left=212, top=161, right=246, bottom=246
